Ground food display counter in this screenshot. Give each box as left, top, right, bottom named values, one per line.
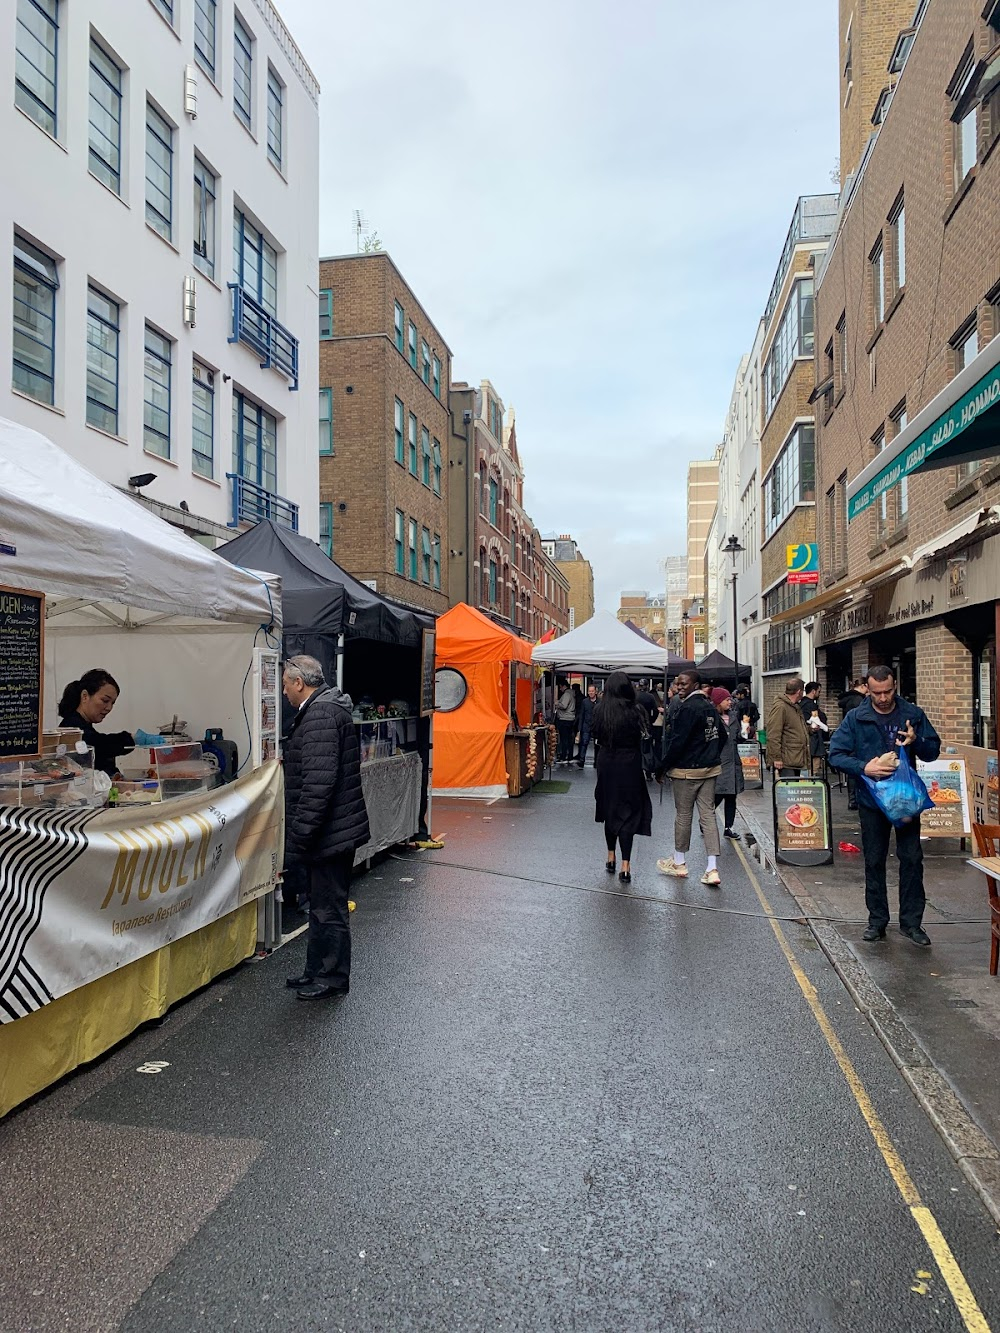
left=504, top=724, right=549, bottom=797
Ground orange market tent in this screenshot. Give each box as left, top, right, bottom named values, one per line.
left=433, top=603, right=533, bottom=799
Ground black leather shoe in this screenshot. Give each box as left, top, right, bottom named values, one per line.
left=862, top=926, right=886, bottom=942
left=619, top=869, right=631, bottom=883
left=605, top=858, right=616, bottom=874
left=297, top=982, right=349, bottom=1001
left=900, top=926, right=931, bottom=948
left=847, top=801, right=858, bottom=811
left=285, top=973, right=314, bottom=989
left=723, top=827, right=739, bottom=839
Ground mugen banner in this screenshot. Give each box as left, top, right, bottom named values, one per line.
left=0, top=761, right=283, bottom=1022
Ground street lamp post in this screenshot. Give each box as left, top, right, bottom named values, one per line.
left=681, top=609, right=690, bottom=661
left=722, top=535, right=744, bottom=696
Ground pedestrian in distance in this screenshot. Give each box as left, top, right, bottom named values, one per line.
left=800, top=681, right=830, bottom=776
left=554, top=677, right=577, bottom=766
left=836, top=679, right=869, bottom=809
left=733, top=684, right=760, bottom=736
left=765, top=678, right=811, bottom=776
left=281, top=655, right=371, bottom=1001
left=577, top=683, right=599, bottom=767
left=635, top=678, right=659, bottom=779
left=713, top=694, right=744, bottom=840
left=828, top=665, right=941, bottom=947
left=655, top=670, right=727, bottom=887
left=593, top=672, right=653, bottom=883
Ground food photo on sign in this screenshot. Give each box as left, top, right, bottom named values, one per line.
left=915, top=757, right=972, bottom=836
left=773, top=778, right=831, bottom=854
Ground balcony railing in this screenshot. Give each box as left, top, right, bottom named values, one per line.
left=228, top=284, right=299, bottom=389
left=227, top=472, right=299, bottom=531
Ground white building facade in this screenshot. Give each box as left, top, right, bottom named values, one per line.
left=3, top=0, right=320, bottom=541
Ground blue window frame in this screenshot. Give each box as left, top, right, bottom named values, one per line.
left=88, top=39, right=121, bottom=194
left=394, top=398, right=404, bottom=465
left=145, top=102, right=173, bottom=241
left=234, top=15, right=253, bottom=131
left=86, top=285, right=119, bottom=434
left=319, top=387, right=333, bottom=454
left=143, top=325, right=171, bottom=458
left=233, top=209, right=277, bottom=314
left=395, top=510, right=405, bottom=574
left=432, top=437, right=441, bottom=495
left=408, top=322, right=417, bottom=369
left=16, top=0, right=58, bottom=137
left=12, top=234, right=57, bottom=405
left=408, top=518, right=418, bottom=579
left=408, top=413, right=418, bottom=475
left=194, top=0, right=216, bottom=79
left=432, top=356, right=441, bottom=399
left=267, top=66, right=283, bottom=170
left=232, top=391, right=277, bottom=493
left=192, top=361, right=215, bottom=477
left=432, top=534, right=441, bottom=590
left=319, top=502, right=333, bottom=557
left=194, top=157, right=216, bottom=279
left=421, top=426, right=431, bottom=486
left=319, top=289, right=333, bottom=339
left=421, top=527, right=431, bottom=584
left=394, top=302, right=404, bottom=353
left=150, top=0, right=174, bottom=25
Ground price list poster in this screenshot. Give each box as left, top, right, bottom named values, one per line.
left=0, top=585, right=45, bottom=761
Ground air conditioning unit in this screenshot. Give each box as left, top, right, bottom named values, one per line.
left=183, top=275, right=197, bottom=328
left=184, top=64, right=198, bottom=119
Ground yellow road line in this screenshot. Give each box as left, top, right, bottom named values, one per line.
left=733, top=840, right=991, bottom=1333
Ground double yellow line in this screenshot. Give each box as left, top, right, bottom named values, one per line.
left=733, top=840, right=991, bottom=1333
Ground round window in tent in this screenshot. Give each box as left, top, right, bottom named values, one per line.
left=434, top=667, right=468, bottom=713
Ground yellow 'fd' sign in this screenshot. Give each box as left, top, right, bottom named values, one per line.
left=786, top=543, right=819, bottom=573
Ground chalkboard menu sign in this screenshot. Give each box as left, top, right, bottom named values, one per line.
left=419, top=628, right=437, bottom=718
left=772, top=776, right=833, bottom=866
left=0, top=584, right=45, bottom=761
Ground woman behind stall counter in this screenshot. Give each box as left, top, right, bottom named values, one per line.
left=58, top=669, right=163, bottom=777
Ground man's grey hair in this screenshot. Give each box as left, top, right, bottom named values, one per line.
left=284, top=655, right=325, bottom=688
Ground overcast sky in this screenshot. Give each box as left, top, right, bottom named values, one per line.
left=279, top=0, right=840, bottom=612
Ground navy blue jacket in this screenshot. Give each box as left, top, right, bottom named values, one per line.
left=828, top=696, right=941, bottom=810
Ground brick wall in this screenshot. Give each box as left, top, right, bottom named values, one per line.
left=916, top=620, right=974, bottom=742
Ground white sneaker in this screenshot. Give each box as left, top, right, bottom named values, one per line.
left=657, top=858, right=688, bottom=878
left=700, top=868, right=721, bottom=887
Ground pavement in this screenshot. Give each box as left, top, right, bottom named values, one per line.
left=1, top=767, right=1000, bottom=1331
left=735, top=773, right=1000, bottom=1226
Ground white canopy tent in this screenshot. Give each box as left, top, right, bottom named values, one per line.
left=0, top=417, right=280, bottom=756
left=531, top=610, right=670, bottom=674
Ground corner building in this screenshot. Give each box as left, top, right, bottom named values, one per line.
left=317, top=252, right=451, bottom=615
left=3, top=0, right=320, bottom=541
left=803, top=0, right=1000, bottom=749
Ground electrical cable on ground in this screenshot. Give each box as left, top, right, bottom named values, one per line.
left=387, top=854, right=990, bottom=927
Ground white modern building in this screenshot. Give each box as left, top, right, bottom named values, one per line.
left=3, top=0, right=320, bottom=542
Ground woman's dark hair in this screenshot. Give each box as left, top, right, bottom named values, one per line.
left=59, top=669, right=120, bottom=718
left=593, top=671, right=642, bottom=748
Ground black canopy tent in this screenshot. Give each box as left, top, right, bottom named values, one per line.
left=217, top=520, right=435, bottom=841
left=696, top=648, right=752, bottom=686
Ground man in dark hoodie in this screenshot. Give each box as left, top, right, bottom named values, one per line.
left=282, top=655, right=370, bottom=1000
left=655, top=671, right=727, bottom=887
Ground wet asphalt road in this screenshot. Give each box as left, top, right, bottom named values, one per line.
left=3, top=769, right=1000, bottom=1332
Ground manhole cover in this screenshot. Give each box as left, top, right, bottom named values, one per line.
left=946, top=999, right=979, bottom=1008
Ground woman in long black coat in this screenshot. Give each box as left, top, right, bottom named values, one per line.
left=593, top=672, right=653, bottom=883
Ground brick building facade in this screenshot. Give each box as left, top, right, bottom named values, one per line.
left=447, top=381, right=570, bottom=638
left=616, top=592, right=666, bottom=646
left=792, top=0, right=1000, bottom=750
left=542, top=535, right=595, bottom=629
left=317, top=253, right=451, bottom=614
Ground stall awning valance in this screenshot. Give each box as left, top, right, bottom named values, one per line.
left=848, top=334, right=1000, bottom=520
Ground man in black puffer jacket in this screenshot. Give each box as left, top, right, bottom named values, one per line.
left=282, top=655, right=370, bottom=1001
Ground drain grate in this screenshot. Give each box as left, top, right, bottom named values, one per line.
left=946, top=999, right=979, bottom=1008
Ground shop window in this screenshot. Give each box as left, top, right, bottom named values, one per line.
left=421, top=426, right=431, bottom=486
left=319, top=386, right=333, bottom=455
left=13, top=233, right=58, bottom=406
left=408, top=412, right=418, bottom=475
left=233, top=14, right=253, bottom=132
left=870, top=237, right=885, bottom=328
left=86, top=284, right=120, bottom=435
left=394, top=398, right=404, bottom=465
left=16, top=0, right=59, bottom=138
left=408, top=518, right=417, bottom=580
left=194, top=0, right=216, bottom=80
left=192, top=361, right=214, bottom=477
left=889, top=193, right=905, bottom=296
left=319, top=502, right=333, bottom=557
left=949, top=46, right=979, bottom=190
left=89, top=38, right=122, bottom=196
left=395, top=510, right=405, bottom=574
left=319, top=290, right=333, bottom=339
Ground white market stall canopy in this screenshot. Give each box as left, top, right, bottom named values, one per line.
left=0, top=417, right=276, bottom=625
left=531, top=610, right=670, bottom=673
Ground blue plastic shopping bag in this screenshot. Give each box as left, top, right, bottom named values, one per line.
left=860, top=746, right=933, bottom=828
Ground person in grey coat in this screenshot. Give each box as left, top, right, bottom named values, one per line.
left=712, top=693, right=744, bottom=839
left=281, top=655, right=370, bottom=1001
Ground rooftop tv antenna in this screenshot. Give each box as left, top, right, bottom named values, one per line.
left=353, top=210, right=369, bottom=254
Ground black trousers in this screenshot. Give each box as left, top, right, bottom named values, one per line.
left=556, top=719, right=576, bottom=761
left=714, top=793, right=736, bottom=828
left=858, top=804, right=925, bottom=930
left=605, top=826, right=634, bottom=860
left=577, top=726, right=591, bottom=765
left=304, top=850, right=354, bottom=987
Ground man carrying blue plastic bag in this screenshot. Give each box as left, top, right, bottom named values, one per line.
left=829, top=666, right=941, bottom=947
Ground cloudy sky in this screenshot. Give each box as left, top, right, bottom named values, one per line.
left=279, top=0, right=840, bottom=612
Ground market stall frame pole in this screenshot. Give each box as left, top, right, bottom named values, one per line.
left=335, top=632, right=345, bottom=691
left=723, top=534, right=744, bottom=697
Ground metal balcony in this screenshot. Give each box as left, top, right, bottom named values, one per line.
left=227, top=472, right=299, bottom=531
left=228, top=284, right=299, bottom=389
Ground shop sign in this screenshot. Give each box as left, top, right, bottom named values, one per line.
left=942, top=744, right=995, bottom=824
left=989, top=756, right=999, bottom=822
left=420, top=628, right=437, bottom=717
left=787, top=544, right=819, bottom=574
left=788, top=572, right=820, bottom=585
left=0, top=762, right=283, bottom=1023
left=948, top=557, right=968, bottom=603
left=915, top=758, right=971, bottom=837
left=877, top=597, right=936, bottom=629
left=820, top=599, right=873, bottom=644
left=737, top=742, right=763, bottom=789
left=773, top=777, right=833, bottom=865
left=0, top=584, right=44, bottom=761
left=849, top=360, right=1000, bottom=519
